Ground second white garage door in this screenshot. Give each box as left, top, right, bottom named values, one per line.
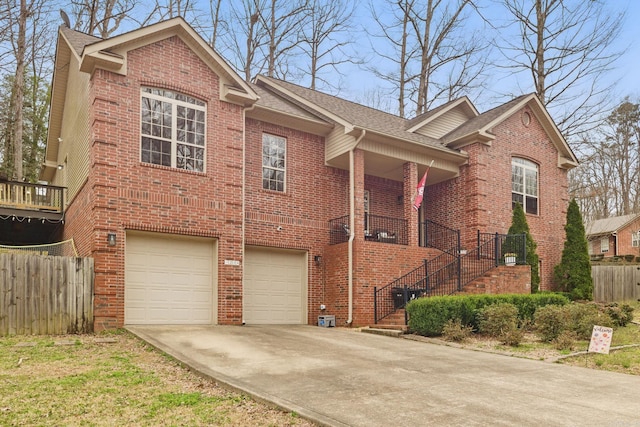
left=125, top=231, right=217, bottom=325
left=244, top=247, right=307, bottom=324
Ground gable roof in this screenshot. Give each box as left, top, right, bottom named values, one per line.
left=43, top=18, right=258, bottom=181
left=441, top=93, right=578, bottom=169
left=585, top=213, right=640, bottom=238
left=255, top=75, right=458, bottom=154
left=405, top=97, right=478, bottom=133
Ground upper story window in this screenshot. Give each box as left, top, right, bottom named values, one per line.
left=632, top=231, right=640, bottom=248
left=141, top=87, right=206, bottom=172
left=512, top=157, right=538, bottom=215
left=601, top=237, right=609, bottom=253
left=262, top=133, right=286, bottom=192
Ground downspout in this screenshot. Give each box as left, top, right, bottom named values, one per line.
left=241, top=103, right=257, bottom=325
left=347, top=129, right=366, bottom=325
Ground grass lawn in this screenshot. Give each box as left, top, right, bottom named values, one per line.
left=0, top=330, right=314, bottom=426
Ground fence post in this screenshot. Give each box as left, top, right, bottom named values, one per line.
left=523, top=233, right=527, bottom=263
left=373, top=286, right=378, bottom=324
left=457, top=252, right=462, bottom=291
left=494, top=232, right=500, bottom=267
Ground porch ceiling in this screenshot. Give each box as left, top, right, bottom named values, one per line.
left=327, top=151, right=461, bottom=184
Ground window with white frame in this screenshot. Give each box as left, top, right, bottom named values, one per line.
left=141, top=87, right=206, bottom=172
left=632, top=231, right=640, bottom=248
left=262, top=133, right=286, bottom=191
left=512, top=158, right=538, bottom=215
left=601, top=237, right=609, bottom=253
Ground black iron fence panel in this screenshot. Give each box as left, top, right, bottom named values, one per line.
left=329, top=215, right=350, bottom=245
left=477, top=232, right=527, bottom=265
left=419, top=220, right=460, bottom=254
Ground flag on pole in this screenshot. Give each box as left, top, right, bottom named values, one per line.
left=413, top=161, right=433, bottom=211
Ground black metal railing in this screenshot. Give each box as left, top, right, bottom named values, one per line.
left=366, top=214, right=408, bottom=245
left=329, top=215, right=350, bottom=245
left=419, top=220, right=460, bottom=254
left=374, top=232, right=527, bottom=324
left=0, top=181, right=65, bottom=214
left=329, top=214, right=408, bottom=245
left=374, top=251, right=459, bottom=323
left=477, top=231, right=527, bottom=265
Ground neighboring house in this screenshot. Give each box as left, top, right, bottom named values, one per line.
left=585, top=213, right=640, bottom=258
left=3, top=18, right=577, bottom=330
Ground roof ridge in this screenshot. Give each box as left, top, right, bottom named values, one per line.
left=258, top=75, right=407, bottom=121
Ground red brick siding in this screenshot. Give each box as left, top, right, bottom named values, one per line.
left=426, top=106, right=569, bottom=291
left=590, top=218, right=640, bottom=258
left=76, top=36, right=245, bottom=329
left=462, top=265, right=531, bottom=295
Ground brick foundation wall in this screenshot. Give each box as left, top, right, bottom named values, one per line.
left=462, top=265, right=531, bottom=295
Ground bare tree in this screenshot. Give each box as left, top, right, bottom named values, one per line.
left=69, top=0, right=136, bottom=37
left=259, top=0, right=307, bottom=79
left=367, top=0, right=416, bottom=118
left=0, top=0, right=52, bottom=181
left=495, top=0, right=625, bottom=138
left=571, top=99, right=640, bottom=220
left=368, top=0, right=488, bottom=117
left=297, top=0, right=358, bottom=92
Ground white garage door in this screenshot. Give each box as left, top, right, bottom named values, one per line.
left=244, top=247, right=307, bottom=324
left=125, top=231, right=216, bottom=325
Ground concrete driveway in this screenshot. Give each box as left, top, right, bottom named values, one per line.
left=127, top=325, right=640, bottom=426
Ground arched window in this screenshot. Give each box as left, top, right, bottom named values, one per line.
left=512, top=158, right=538, bottom=214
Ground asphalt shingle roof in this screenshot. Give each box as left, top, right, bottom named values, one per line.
left=585, top=214, right=640, bottom=237
left=441, top=94, right=532, bottom=143
left=257, top=76, right=447, bottom=149
left=60, top=26, right=100, bottom=56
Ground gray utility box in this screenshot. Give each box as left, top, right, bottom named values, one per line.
left=318, top=315, right=336, bottom=327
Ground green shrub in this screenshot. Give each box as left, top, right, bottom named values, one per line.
left=623, top=254, right=635, bottom=262
left=566, top=303, right=614, bottom=340
left=441, top=319, right=473, bottom=342
left=407, top=293, right=569, bottom=337
left=534, top=305, right=569, bottom=342
left=553, top=330, right=578, bottom=351
left=602, top=303, right=635, bottom=327
left=477, top=303, right=519, bottom=338
left=501, top=328, right=525, bottom=346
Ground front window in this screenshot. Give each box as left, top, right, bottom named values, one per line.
left=141, top=87, right=206, bottom=172
left=632, top=231, right=640, bottom=248
left=601, top=238, right=609, bottom=253
left=262, top=133, right=286, bottom=191
left=512, top=158, right=538, bottom=214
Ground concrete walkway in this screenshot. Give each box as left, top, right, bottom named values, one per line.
left=127, top=325, right=640, bottom=426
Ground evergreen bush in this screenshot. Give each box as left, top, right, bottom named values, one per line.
left=506, top=202, right=540, bottom=292
left=553, top=199, right=593, bottom=300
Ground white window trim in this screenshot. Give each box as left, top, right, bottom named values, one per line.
left=632, top=231, right=640, bottom=248
left=601, top=237, right=609, bottom=253
left=262, top=133, right=286, bottom=192
left=140, top=88, right=207, bottom=172
left=512, top=157, right=539, bottom=215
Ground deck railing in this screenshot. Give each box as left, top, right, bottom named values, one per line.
left=329, top=214, right=408, bottom=245
left=0, top=181, right=65, bottom=214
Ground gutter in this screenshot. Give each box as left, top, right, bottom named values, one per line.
left=347, top=129, right=366, bottom=325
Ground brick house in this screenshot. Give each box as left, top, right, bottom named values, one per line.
left=586, top=214, right=640, bottom=259
left=32, top=18, right=577, bottom=330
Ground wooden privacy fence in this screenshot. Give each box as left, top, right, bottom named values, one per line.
left=0, top=254, right=94, bottom=336
left=592, top=265, right=640, bottom=303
